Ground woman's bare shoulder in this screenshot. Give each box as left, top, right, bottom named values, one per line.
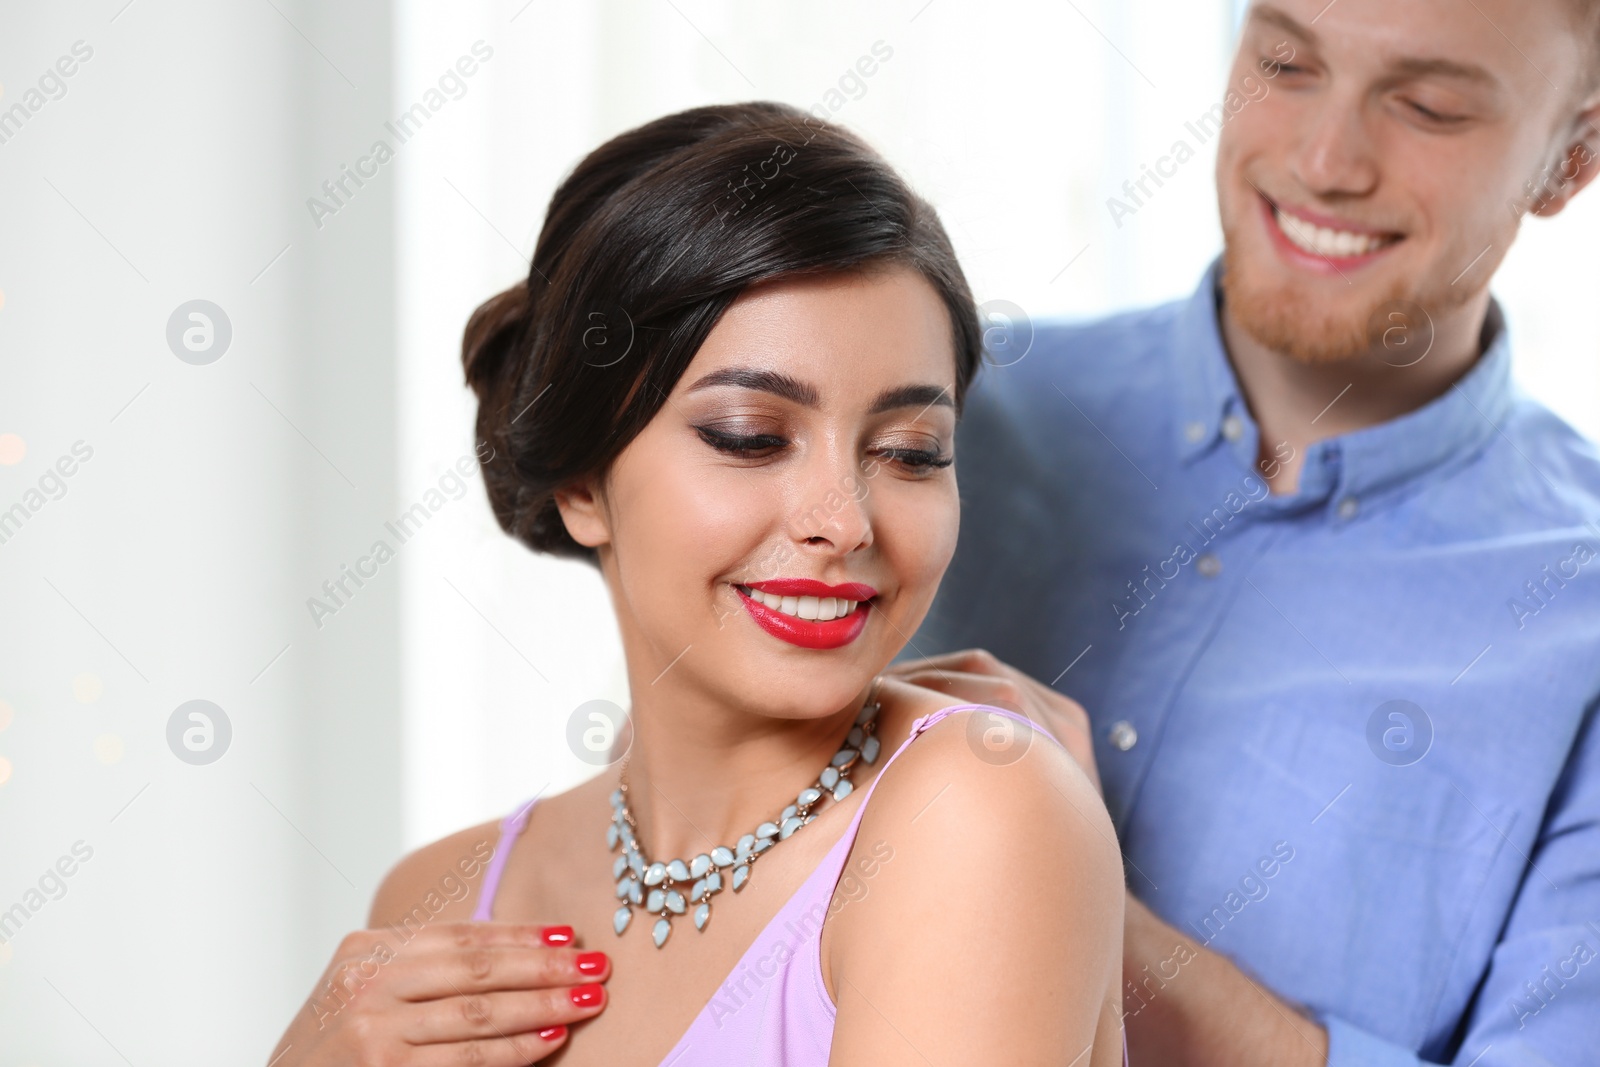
left=367, top=775, right=613, bottom=931
left=368, top=819, right=503, bottom=929
left=856, top=691, right=1118, bottom=883
left=825, top=689, right=1125, bottom=1061
left=860, top=679, right=1113, bottom=844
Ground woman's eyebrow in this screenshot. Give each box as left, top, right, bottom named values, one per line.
left=685, top=366, right=954, bottom=414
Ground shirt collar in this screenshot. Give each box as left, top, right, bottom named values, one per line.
left=1170, top=256, right=1514, bottom=519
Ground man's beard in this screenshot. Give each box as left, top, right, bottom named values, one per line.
left=1219, top=221, right=1473, bottom=367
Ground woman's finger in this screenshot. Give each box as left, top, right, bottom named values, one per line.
left=382, top=944, right=604, bottom=1001
left=408, top=1023, right=573, bottom=1067
left=400, top=982, right=608, bottom=1044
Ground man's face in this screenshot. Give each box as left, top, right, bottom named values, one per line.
left=1217, top=0, right=1595, bottom=364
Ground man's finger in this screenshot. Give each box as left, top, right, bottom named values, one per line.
left=885, top=648, right=1004, bottom=679
left=891, top=668, right=1026, bottom=713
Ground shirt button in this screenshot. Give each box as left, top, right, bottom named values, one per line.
left=1184, top=421, right=1206, bottom=443
left=1337, top=497, right=1359, bottom=520
left=1107, top=720, right=1139, bottom=751
left=1196, top=553, right=1222, bottom=577
left=1221, top=414, right=1244, bottom=441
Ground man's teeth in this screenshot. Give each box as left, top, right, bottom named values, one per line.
left=738, top=586, right=864, bottom=622
left=1274, top=207, right=1396, bottom=258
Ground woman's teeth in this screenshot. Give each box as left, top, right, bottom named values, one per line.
left=738, top=585, right=863, bottom=622
left=1274, top=206, right=1398, bottom=258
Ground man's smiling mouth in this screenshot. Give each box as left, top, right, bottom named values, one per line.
left=1261, top=192, right=1405, bottom=261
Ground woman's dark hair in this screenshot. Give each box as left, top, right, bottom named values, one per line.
left=461, top=100, right=983, bottom=564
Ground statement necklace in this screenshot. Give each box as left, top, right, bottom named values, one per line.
left=608, top=686, right=883, bottom=948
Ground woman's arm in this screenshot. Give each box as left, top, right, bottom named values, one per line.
left=825, top=710, right=1125, bottom=1065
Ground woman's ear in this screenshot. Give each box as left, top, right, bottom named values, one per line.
left=553, top=475, right=612, bottom=549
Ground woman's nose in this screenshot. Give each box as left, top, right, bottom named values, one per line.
left=786, top=451, right=873, bottom=552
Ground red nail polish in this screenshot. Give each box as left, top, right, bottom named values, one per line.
left=575, top=950, right=608, bottom=976
left=537, top=1024, right=567, bottom=1041
left=541, top=925, right=575, bottom=947
left=570, top=982, right=604, bottom=1008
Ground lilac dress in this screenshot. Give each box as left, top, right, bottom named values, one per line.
left=473, top=703, right=1129, bottom=1066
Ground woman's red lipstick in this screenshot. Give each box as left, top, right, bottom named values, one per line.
left=735, top=578, right=876, bottom=650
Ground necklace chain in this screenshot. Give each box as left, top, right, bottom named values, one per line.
left=607, top=681, right=884, bottom=948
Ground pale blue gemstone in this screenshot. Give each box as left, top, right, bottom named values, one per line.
left=711, top=846, right=736, bottom=867
left=646, top=888, right=665, bottom=913
left=614, top=906, right=631, bottom=935
left=856, top=701, right=880, bottom=724
left=690, top=877, right=706, bottom=901
left=619, top=824, right=634, bottom=846
left=779, top=816, right=803, bottom=839
left=628, top=881, right=643, bottom=905
left=694, top=902, right=711, bottom=930
left=819, top=766, right=840, bottom=789
left=643, top=862, right=667, bottom=886
left=615, top=877, right=631, bottom=899
left=628, top=852, right=644, bottom=876
left=756, top=821, right=780, bottom=839
left=797, top=787, right=823, bottom=807
left=781, top=804, right=798, bottom=823
left=847, top=726, right=864, bottom=749
left=731, top=864, right=750, bottom=891
left=666, top=890, right=686, bottom=914
left=610, top=788, right=624, bottom=808
left=831, top=749, right=858, bottom=767
left=735, top=834, right=756, bottom=860
left=606, top=823, right=620, bottom=849
left=705, top=871, right=722, bottom=893
left=752, top=836, right=775, bottom=853
left=832, top=779, right=854, bottom=801
left=612, top=855, right=627, bottom=879
left=690, top=853, right=712, bottom=879
left=667, top=859, right=691, bottom=882
left=861, top=736, right=880, bottom=764
left=652, top=918, right=671, bottom=947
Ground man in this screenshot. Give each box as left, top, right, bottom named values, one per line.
left=893, top=1, right=1600, bottom=1063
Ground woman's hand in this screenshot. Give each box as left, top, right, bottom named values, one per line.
left=884, top=647, right=1103, bottom=795
left=267, top=922, right=608, bottom=1066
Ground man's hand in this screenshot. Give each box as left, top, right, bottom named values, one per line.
left=885, top=648, right=1102, bottom=795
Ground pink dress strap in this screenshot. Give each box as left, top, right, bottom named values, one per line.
left=805, top=700, right=1064, bottom=892
left=471, top=795, right=540, bottom=922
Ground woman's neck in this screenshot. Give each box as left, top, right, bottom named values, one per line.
left=615, top=679, right=875, bottom=862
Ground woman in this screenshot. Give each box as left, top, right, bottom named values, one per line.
left=270, top=101, right=1124, bottom=1066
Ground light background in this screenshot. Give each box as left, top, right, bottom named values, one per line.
left=0, top=0, right=1594, bottom=1061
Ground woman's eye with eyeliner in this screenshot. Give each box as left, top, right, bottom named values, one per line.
left=696, top=425, right=951, bottom=472
left=878, top=447, right=953, bottom=472
left=696, top=425, right=786, bottom=457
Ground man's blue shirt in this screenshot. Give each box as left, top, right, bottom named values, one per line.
left=907, top=260, right=1600, bottom=1065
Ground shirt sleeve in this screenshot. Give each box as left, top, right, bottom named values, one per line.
left=1324, top=695, right=1600, bottom=1067
left=1320, top=1015, right=1427, bottom=1066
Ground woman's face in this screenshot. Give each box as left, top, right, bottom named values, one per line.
left=558, top=264, right=962, bottom=725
